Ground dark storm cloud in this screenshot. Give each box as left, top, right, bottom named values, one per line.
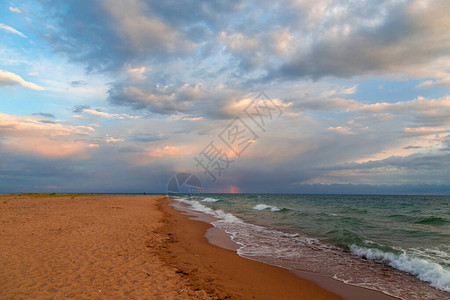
left=9, top=0, right=446, bottom=194
left=0, top=151, right=85, bottom=193
left=195, top=155, right=450, bottom=194
left=257, top=0, right=449, bottom=81
left=39, top=0, right=449, bottom=78
left=40, top=0, right=246, bottom=69
left=0, top=146, right=176, bottom=193
left=144, top=0, right=244, bottom=30
left=322, top=152, right=450, bottom=180
left=39, top=0, right=203, bottom=73
left=35, top=0, right=450, bottom=116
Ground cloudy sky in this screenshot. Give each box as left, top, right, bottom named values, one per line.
left=0, top=0, right=449, bottom=194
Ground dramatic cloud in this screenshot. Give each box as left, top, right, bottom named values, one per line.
left=262, top=0, right=450, bottom=80
left=36, top=0, right=450, bottom=116
left=0, top=70, right=44, bottom=90
left=0, top=0, right=448, bottom=193
left=40, top=0, right=195, bottom=72
left=323, top=152, right=450, bottom=185
left=35, top=0, right=450, bottom=79
left=109, top=82, right=250, bottom=118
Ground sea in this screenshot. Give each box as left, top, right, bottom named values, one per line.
left=172, top=194, right=449, bottom=300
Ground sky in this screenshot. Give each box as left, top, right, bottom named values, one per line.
left=0, top=0, right=449, bottom=194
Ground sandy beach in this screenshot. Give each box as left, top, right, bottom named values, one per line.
left=1, top=194, right=396, bottom=299
left=0, top=194, right=205, bottom=299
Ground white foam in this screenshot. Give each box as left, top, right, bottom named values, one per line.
left=253, top=203, right=281, bottom=212
left=175, top=197, right=448, bottom=298
left=201, top=197, right=220, bottom=202
left=177, top=198, right=242, bottom=223
left=350, top=245, right=450, bottom=292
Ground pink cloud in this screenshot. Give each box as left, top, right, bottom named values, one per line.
left=328, top=126, right=354, bottom=135
left=0, top=70, right=43, bottom=90
left=404, top=127, right=447, bottom=135
left=0, top=113, right=95, bottom=158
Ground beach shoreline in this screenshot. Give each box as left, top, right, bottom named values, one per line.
left=163, top=197, right=398, bottom=300
left=1, top=194, right=398, bottom=299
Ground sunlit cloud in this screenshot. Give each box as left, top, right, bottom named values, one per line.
left=416, top=74, right=450, bottom=88
left=126, top=66, right=148, bottom=80
left=148, top=145, right=186, bottom=158
left=356, top=96, right=450, bottom=113
left=0, top=70, right=44, bottom=91
left=0, top=113, right=96, bottom=158
left=0, top=0, right=449, bottom=193
left=328, top=126, right=354, bottom=135
left=404, top=127, right=447, bottom=135
left=73, top=106, right=141, bottom=119
left=9, top=7, right=22, bottom=14
left=105, top=135, right=123, bottom=143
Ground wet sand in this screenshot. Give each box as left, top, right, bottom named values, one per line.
left=156, top=198, right=342, bottom=299
left=0, top=194, right=395, bottom=299
left=161, top=198, right=397, bottom=300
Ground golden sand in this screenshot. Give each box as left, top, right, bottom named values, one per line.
left=0, top=194, right=348, bottom=299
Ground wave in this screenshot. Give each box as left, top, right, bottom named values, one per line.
left=253, top=204, right=281, bottom=212
left=173, top=197, right=449, bottom=298
left=350, top=245, right=450, bottom=292
left=415, top=216, right=447, bottom=225
left=201, top=197, right=220, bottom=202
left=176, top=198, right=242, bottom=223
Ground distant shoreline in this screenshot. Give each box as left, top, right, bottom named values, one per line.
left=1, top=192, right=449, bottom=196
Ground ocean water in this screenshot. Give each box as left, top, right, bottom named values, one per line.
left=173, top=194, right=450, bottom=299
